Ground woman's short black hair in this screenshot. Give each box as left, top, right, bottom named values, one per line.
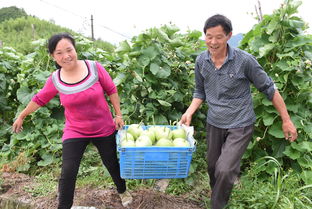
left=47, top=33, right=75, bottom=69
left=47, top=32, right=75, bottom=54
left=203, top=14, right=232, bottom=35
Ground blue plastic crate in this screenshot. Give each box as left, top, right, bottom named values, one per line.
left=117, top=125, right=196, bottom=179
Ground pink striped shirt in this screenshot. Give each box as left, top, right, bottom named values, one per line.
left=32, top=61, right=117, bottom=141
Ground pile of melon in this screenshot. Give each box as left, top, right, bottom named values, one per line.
left=119, top=124, right=190, bottom=147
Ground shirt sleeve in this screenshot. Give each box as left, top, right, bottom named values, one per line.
left=193, top=57, right=206, bottom=101
left=96, top=62, right=117, bottom=96
left=32, top=76, right=58, bottom=106
left=245, top=55, right=276, bottom=101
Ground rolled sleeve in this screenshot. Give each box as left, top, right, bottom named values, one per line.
left=96, top=62, right=117, bottom=96
left=193, top=60, right=206, bottom=100
left=32, top=76, right=58, bottom=106
left=263, top=83, right=277, bottom=101
left=245, top=56, right=276, bottom=101
left=32, top=95, right=47, bottom=106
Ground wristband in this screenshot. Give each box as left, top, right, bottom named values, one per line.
left=115, top=115, right=123, bottom=119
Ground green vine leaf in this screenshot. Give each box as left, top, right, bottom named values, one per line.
left=157, top=100, right=171, bottom=107
left=283, top=146, right=301, bottom=160
left=149, top=63, right=171, bottom=78
left=16, top=86, right=33, bottom=105
left=268, top=122, right=284, bottom=138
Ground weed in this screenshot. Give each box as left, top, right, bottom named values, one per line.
left=23, top=172, right=57, bottom=197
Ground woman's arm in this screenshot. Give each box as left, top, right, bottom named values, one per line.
left=108, top=92, right=124, bottom=130
left=12, top=101, right=41, bottom=133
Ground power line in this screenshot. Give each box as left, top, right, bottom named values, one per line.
left=39, top=0, right=85, bottom=19
left=96, top=23, right=131, bottom=39
left=39, top=0, right=130, bottom=40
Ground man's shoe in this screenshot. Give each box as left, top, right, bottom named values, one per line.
left=119, top=190, right=133, bottom=207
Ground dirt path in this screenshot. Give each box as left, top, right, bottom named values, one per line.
left=0, top=172, right=205, bottom=209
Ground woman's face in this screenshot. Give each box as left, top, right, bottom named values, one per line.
left=52, top=38, right=78, bottom=69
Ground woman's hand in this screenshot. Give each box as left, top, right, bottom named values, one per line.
left=114, top=116, right=124, bottom=130
left=11, top=101, right=41, bottom=133
left=12, top=117, right=24, bottom=133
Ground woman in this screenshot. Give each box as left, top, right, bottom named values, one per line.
left=12, top=33, right=132, bottom=209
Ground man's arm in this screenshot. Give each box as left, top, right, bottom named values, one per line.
left=271, top=90, right=297, bottom=142
left=179, top=98, right=204, bottom=126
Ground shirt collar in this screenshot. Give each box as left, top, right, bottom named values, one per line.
left=204, top=44, right=235, bottom=62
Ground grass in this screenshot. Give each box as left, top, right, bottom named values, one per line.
left=23, top=172, right=57, bottom=197
left=0, top=176, right=3, bottom=191
left=229, top=157, right=312, bottom=209
left=26, top=162, right=311, bottom=208
left=5, top=147, right=312, bottom=209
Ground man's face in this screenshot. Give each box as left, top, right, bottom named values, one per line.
left=205, top=25, right=232, bottom=56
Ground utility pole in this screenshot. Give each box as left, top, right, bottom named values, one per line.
left=31, top=24, right=36, bottom=40
left=91, top=15, right=95, bottom=40
left=254, top=0, right=263, bottom=22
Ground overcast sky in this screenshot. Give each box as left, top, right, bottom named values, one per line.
left=1, top=0, right=311, bottom=44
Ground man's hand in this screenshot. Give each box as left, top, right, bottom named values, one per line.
left=179, top=98, right=203, bottom=126
left=179, top=113, right=192, bottom=126
left=271, top=90, right=298, bottom=142
left=282, top=120, right=297, bottom=142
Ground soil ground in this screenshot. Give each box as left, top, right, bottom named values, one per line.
left=0, top=172, right=206, bottom=209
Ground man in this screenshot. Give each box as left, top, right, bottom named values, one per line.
left=179, top=14, right=297, bottom=209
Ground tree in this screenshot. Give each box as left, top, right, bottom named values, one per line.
left=240, top=0, right=312, bottom=182
left=0, top=16, right=75, bottom=53
left=0, top=6, right=27, bottom=23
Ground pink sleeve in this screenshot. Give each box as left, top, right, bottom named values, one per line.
left=96, top=62, right=117, bottom=96
left=32, top=76, right=58, bottom=106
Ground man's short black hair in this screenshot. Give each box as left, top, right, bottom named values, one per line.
left=203, top=14, right=233, bottom=35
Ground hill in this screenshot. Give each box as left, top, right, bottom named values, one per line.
left=228, top=33, right=243, bottom=48
left=0, top=6, right=27, bottom=23
left=0, top=15, right=76, bottom=53
left=0, top=6, right=115, bottom=54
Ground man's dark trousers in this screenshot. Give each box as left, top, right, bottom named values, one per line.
left=206, top=123, right=254, bottom=209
